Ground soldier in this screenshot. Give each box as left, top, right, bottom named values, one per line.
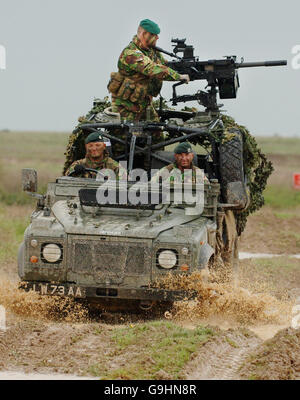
left=151, top=141, right=208, bottom=184
left=108, top=18, right=190, bottom=122
left=65, top=132, right=127, bottom=180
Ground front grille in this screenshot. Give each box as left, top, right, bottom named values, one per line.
left=71, top=238, right=149, bottom=284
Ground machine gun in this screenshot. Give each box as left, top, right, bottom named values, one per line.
left=155, top=38, right=287, bottom=112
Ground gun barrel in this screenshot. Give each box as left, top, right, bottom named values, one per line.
left=236, top=60, right=287, bottom=68
left=154, top=46, right=182, bottom=60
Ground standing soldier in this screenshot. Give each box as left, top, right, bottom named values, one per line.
left=108, top=19, right=189, bottom=122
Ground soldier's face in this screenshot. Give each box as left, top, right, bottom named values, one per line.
left=85, top=142, right=106, bottom=159
left=175, top=152, right=194, bottom=169
left=142, top=31, right=159, bottom=48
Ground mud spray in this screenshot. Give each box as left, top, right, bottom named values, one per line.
left=0, top=274, right=89, bottom=323
left=0, top=262, right=294, bottom=337
left=156, top=263, right=294, bottom=338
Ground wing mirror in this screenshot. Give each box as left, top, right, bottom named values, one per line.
left=22, top=168, right=38, bottom=193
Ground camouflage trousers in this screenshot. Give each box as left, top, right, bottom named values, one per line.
left=111, top=101, right=159, bottom=122
left=110, top=102, right=164, bottom=160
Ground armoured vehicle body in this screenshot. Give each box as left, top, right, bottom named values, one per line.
left=18, top=40, right=287, bottom=309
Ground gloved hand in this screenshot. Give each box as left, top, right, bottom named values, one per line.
left=74, top=164, right=86, bottom=174
left=179, top=74, right=190, bottom=83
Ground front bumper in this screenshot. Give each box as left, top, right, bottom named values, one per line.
left=19, top=281, right=197, bottom=302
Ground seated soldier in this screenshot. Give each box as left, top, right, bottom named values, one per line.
left=151, top=141, right=209, bottom=184
left=65, top=132, right=126, bottom=180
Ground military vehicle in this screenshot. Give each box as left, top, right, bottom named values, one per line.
left=18, top=40, right=287, bottom=311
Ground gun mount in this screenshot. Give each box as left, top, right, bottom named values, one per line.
left=155, top=38, right=287, bottom=112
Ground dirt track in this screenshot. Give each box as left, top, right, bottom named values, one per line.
left=0, top=239, right=299, bottom=380
left=1, top=154, right=300, bottom=380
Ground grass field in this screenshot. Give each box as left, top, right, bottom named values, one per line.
left=0, top=131, right=299, bottom=264
left=0, top=131, right=68, bottom=204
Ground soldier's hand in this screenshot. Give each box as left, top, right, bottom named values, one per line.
left=74, top=164, right=86, bottom=174
left=180, top=74, right=190, bottom=83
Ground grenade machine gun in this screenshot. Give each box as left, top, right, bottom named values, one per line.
left=155, top=38, right=287, bottom=113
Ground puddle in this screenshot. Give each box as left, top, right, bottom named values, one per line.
left=239, top=252, right=300, bottom=260
left=0, top=371, right=97, bottom=380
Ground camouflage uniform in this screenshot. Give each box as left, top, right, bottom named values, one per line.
left=65, top=151, right=127, bottom=180
left=151, top=163, right=208, bottom=184
left=108, top=35, right=181, bottom=121
left=107, top=35, right=181, bottom=157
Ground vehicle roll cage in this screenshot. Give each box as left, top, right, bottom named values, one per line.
left=78, top=119, right=224, bottom=180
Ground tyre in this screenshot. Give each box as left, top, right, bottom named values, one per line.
left=219, top=129, right=249, bottom=210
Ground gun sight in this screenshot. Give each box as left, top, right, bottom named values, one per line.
left=171, top=38, right=186, bottom=45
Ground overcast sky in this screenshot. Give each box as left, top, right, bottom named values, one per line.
left=0, top=0, right=299, bottom=136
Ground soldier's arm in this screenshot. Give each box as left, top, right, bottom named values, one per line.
left=65, top=161, right=77, bottom=176
left=116, top=165, right=127, bottom=181
left=119, top=50, right=181, bottom=81
left=156, top=51, right=168, bottom=66
left=108, top=158, right=127, bottom=181
left=65, top=160, right=84, bottom=176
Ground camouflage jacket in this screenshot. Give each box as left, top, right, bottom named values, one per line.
left=108, top=35, right=181, bottom=112
left=65, top=153, right=127, bottom=180
left=151, top=163, right=208, bottom=184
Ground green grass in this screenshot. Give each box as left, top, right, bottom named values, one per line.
left=252, top=257, right=299, bottom=277
left=0, top=131, right=68, bottom=205
left=253, top=257, right=300, bottom=272
left=88, top=321, right=215, bottom=380
left=225, top=337, right=239, bottom=348
left=0, top=204, right=31, bottom=264
left=255, top=136, right=300, bottom=155
left=0, top=131, right=68, bottom=161
left=264, top=185, right=300, bottom=209
left=274, top=211, right=300, bottom=219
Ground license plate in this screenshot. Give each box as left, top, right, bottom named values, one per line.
left=26, top=283, right=86, bottom=298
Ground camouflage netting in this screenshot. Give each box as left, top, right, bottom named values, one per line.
left=166, top=107, right=274, bottom=235
left=221, top=115, right=274, bottom=235
left=63, top=97, right=112, bottom=175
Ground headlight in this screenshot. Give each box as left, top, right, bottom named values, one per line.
left=181, top=247, right=189, bottom=255
left=42, top=243, right=62, bottom=263
left=157, top=250, right=177, bottom=269
left=30, top=239, right=38, bottom=248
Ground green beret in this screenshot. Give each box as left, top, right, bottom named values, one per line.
left=174, top=141, right=193, bottom=154
left=85, top=132, right=104, bottom=144
left=139, top=19, right=160, bottom=35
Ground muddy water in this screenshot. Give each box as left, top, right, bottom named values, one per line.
left=240, top=252, right=300, bottom=259
left=0, top=371, right=96, bottom=380
left=159, top=269, right=294, bottom=341
left=0, top=267, right=298, bottom=380
left=0, top=273, right=89, bottom=323
left=0, top=264, right=296, bottom=343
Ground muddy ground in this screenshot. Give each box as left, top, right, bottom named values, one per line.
left=0, top=151, right=300, bottom=380
left=0, top=211, right=299, bottom=380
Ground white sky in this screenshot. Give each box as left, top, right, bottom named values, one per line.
left=0, top=0, right=299, bottom=136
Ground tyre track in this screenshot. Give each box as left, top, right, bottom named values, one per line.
left=184, top=330, right=261, bottom=380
